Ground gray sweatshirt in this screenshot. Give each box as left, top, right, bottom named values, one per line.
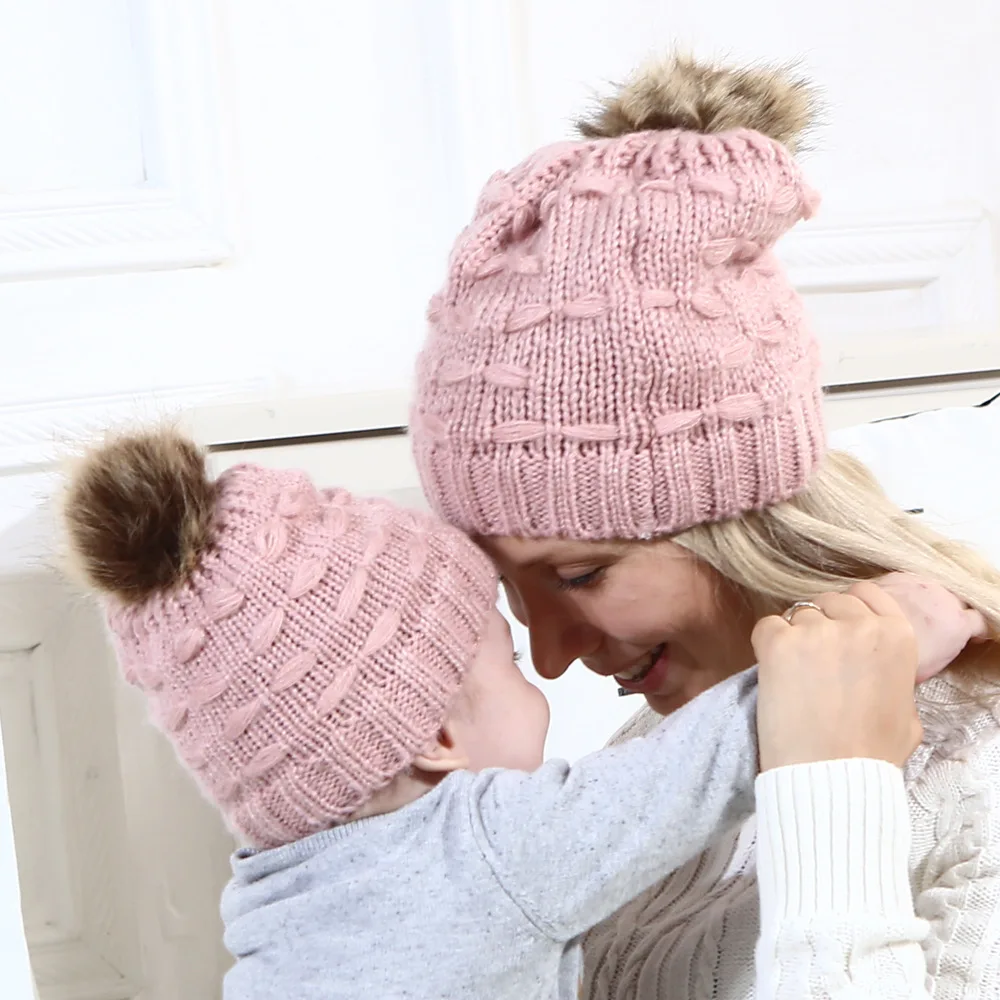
left=221, top=667, right=758, bottom=1000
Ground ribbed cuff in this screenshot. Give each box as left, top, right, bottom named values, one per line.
left=755, top=759, right=914, bottom=921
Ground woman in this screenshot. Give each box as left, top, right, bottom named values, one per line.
left=411, top=55, right=1000, bottom=997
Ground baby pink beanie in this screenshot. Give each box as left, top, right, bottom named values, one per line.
left=413, top=57, right=826, bottom=539
left=61, top=430, right=497, bottom=848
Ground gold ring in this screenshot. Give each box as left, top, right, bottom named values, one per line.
left=782, top=600, right=824, bottom=624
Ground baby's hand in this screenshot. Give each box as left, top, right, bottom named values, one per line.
left=874, top=573, right=989, bottom=683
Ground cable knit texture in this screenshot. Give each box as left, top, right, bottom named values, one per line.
left=412, top=127, right=825, bottom=539
left=104, top=466, right=498, bottom=849
left=582, top=672, right=1000, bottom=999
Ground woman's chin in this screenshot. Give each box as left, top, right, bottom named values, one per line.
left=643, top=689, right=687, bottom=716
left=643, top=670, right=737, bottom=716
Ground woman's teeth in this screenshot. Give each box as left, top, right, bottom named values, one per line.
left=616, top=644, right=666, bottom=682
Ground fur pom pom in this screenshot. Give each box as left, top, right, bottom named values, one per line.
left=61, top=429, right=217, bottom=602
left=576, top=54, right=819, bottom=152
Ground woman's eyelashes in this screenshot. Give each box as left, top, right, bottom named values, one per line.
left=556, top=567, right=606, bottom=591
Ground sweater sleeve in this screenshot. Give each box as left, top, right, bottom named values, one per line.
left=755, top=759, right=932, bottom=999
left=466, top=666, right=758, bottom=942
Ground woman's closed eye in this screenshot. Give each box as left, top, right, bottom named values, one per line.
left=556, top=567, right=606, bottom=591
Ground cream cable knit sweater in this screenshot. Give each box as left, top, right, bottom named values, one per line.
left=583, top=672, right=1000, bottom=999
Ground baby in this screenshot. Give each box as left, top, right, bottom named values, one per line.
left=59, top=429, right=963, bottom=1000
left=60, top=429, right=758, bottom=999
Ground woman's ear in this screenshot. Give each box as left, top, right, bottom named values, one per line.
left=412, top=724, right=469, bottom=774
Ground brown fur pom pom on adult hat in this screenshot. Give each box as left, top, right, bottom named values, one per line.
left=576, top=54, right=819, bottom=153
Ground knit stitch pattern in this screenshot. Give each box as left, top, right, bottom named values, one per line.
left=105, top=465, right=498, bottom=848
left=413, top=128, right=825, bottom=539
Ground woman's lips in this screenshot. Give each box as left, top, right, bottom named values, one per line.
left=615, top=645, right=670, bottom=694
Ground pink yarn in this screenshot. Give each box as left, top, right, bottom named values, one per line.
left=106, top=465, right=498, bottom=849
left=413, top=128, right=826, bottom=539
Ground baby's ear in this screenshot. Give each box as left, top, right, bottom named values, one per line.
left=412, top=725, right=469, bottom=774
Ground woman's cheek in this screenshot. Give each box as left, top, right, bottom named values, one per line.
left=580, top=599, right=664, bottom=644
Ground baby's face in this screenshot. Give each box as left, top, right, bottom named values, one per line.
left=451, top=609, right=550, bottom=772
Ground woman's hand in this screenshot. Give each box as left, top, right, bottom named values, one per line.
left=754, top=582, right=921, bottom=771
left=874, top=572, right=988, bottom=682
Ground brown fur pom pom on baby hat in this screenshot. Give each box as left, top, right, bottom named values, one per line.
left=62, top=430, right=217, bottom=602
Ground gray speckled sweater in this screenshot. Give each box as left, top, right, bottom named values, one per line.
left=221, top=667, right=758, bottom=1000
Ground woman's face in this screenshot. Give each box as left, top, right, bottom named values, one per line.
left=479, top=535, right=758, bottom=716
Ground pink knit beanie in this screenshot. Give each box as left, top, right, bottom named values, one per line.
left=61, top=430, right=497, bottom=848
left=413, top=57, right=826, bottom=539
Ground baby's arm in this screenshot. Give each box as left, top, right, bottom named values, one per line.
left=466, top=667, right=757, bottom=942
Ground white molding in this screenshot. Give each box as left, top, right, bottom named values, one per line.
left=182, top=388, right=411, bottom=448
left=206, top=432, right=422, bottom=502
left=0, top=384, right=411, bottom=478
left=0, top=0, right=229, bottom=281
left=0, top=380, right=266, bottom=474
left=780, top=207, right=988, bottom=289
left=0, top=192, right=229, bottom=282
left=778, top=206, right=1000, bottom=383
left=824, top=376, right=1000, bottom=431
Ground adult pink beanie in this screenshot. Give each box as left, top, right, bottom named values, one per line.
left=61, top=430, right=497, bottom=849
left=412, top=56, right=826, bottom=540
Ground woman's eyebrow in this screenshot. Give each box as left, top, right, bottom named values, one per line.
left=523, top=543, right=629, bottom=567
left=479, top=536, right=630, bottom=566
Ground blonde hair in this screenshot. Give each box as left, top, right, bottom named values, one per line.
left=673, top=451, right=1000, bottom=652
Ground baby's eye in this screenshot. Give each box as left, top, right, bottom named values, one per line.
left=556, top=567, right=605, bottom=591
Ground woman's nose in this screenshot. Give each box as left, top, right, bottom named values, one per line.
left=502, top=579, right=602, bottom=680
left=528, top=617, right=602, bottom=680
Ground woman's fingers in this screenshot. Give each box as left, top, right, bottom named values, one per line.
left=754, top=587, right=920, bottom=771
